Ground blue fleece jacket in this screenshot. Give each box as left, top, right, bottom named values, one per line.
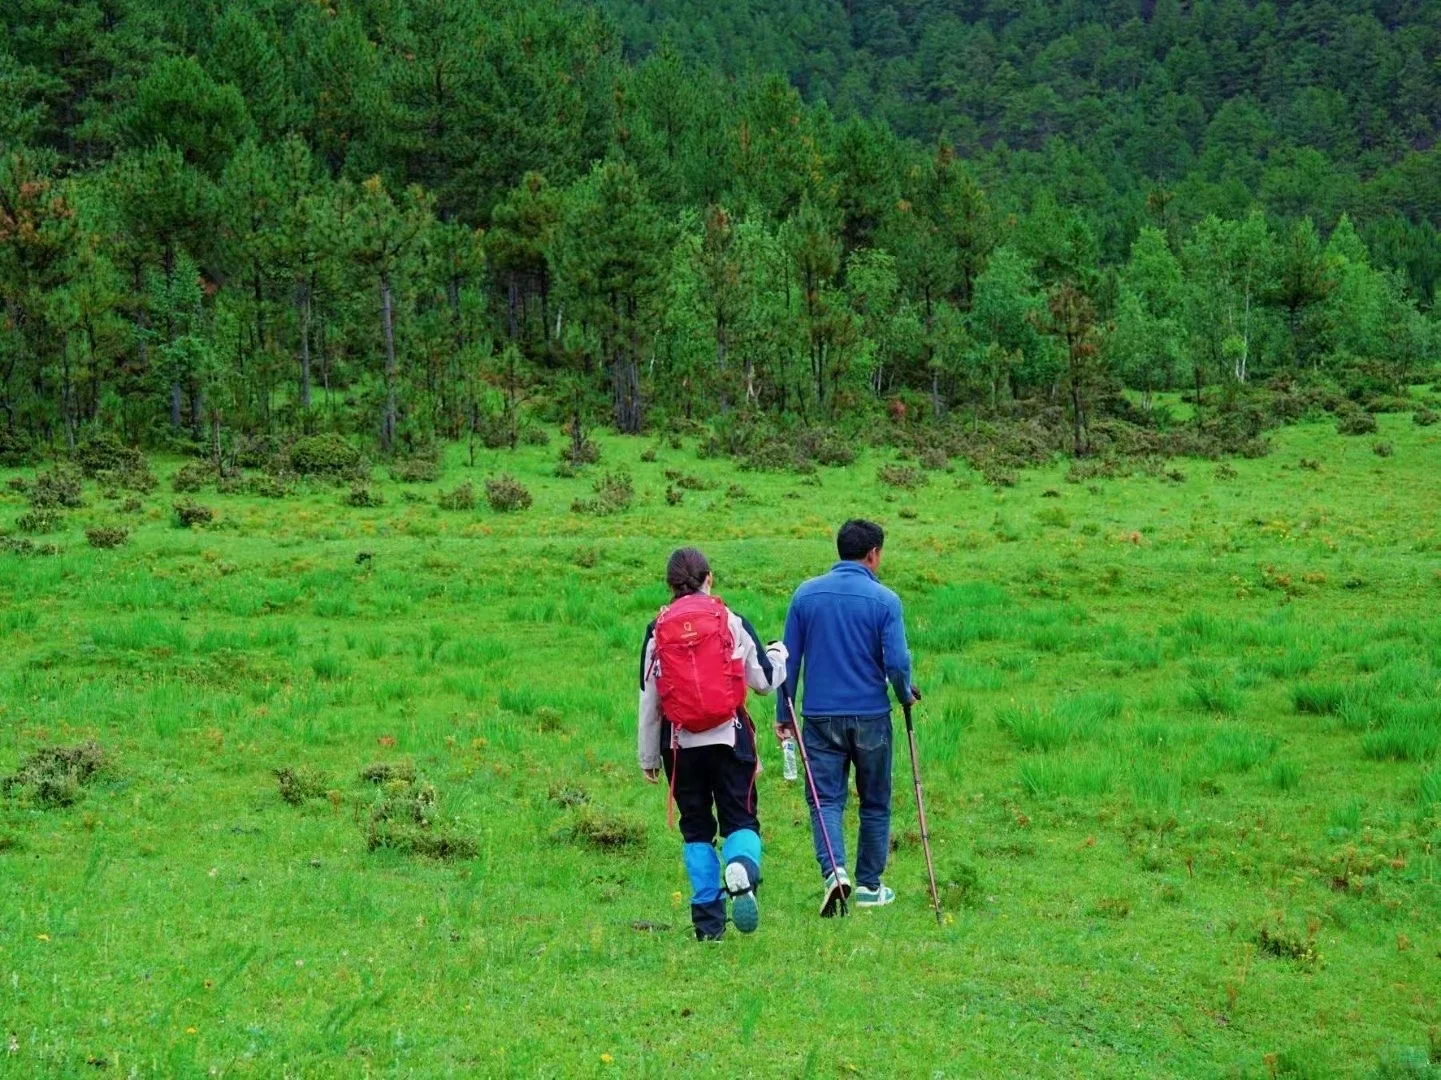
left=779, top=561, right=913, bottom=720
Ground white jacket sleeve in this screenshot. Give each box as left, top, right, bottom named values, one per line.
left=637, top=628, right=662, bottom=771
left=733, top=612, right=787, bottom=695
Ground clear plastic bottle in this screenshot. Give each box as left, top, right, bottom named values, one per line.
left=781, top=738, right=799, bottom=782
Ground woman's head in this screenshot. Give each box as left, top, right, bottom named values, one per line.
left=665, top=547, right=712, bottom=598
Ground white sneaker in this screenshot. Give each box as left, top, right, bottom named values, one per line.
left=853, top=883, right=896, bottom=908
left=724, top=862, right=759, bottom=934
left=820, top=867, right=852, bottom=917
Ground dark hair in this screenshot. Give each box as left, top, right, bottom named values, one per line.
left=837, top=519, right=885, bottom=561
left=665, top=547, right=711, bottom=598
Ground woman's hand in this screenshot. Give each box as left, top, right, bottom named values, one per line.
left=642, top=768, right=661, bottom=784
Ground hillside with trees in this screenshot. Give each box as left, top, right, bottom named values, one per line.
left=1, top=0, right=1437, bottom=464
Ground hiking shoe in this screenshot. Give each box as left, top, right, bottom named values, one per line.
left=853, top=883, right=896, bottom=908
left=820, top=867, right=852, bottom=918
left=724, top=862, right=759, bottom=934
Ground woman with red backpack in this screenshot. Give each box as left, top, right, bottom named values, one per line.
left=638, top=548, right=788, bottom=941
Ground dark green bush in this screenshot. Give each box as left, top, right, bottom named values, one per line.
left=389, top=456, right=442, bottom=483
left=437, top=482, right=476, bottom=511
left=1336, top=408, right=1378, bottom=436
left=572, top=471, right=633, bottom=515
left=0, top=428, right=38, bottom=467
left=877, top=463, right=928, bottom=490
left=73, top=433, right=144, bottom=477
left=15, top=508, right=61, bottom=534
left=30, top=465, right=84, bottom=509
left=289, top=433, right=364, bottom=477
left=484, top=474, right=532, bottom=512
left=2, top=741, right=108, bottom=808
left=1413, top=407, right=1438, bottom=428
left=85, top=524, right=128, bottom=549
left=172, top=462, right=213, bottom=493
left=173, top=499, right=214, bottom=527
left=1373, top=440, right=1394, bottom=458
left=344, top=484, right=384, bottom=508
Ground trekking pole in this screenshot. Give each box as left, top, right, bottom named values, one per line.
left=903, top=697, right=943, bottom=925
left=786, top=696, right=847, bottom=918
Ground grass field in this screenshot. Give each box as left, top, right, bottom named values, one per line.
left=2, top=416, right=1439, bottom=1078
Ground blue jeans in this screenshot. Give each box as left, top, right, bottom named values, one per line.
left=801, top=713, right=892, bottom=889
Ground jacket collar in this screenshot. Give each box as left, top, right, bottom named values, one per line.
left=830, top=560, right=877, bottom=582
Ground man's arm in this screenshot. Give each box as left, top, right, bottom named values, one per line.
left=882, top=595, right=913, bottom=705
left=777, top=597, right=804, bottom=733
left=637, top=625, right=662, bottom=778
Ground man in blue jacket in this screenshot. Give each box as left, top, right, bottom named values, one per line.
left=777, top=519, right=915, bottom=916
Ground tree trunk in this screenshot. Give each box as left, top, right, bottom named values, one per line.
left=380, top=270, right=398, bottom=451
left=298, top=278, right=313, bottom=421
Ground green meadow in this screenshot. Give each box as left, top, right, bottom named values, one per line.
left=2, top=417, right=1439, bottom=1078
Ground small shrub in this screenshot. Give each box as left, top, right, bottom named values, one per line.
left=566, top=806, right=647, bottom=851
left=360, top=760, right=416, bottom=785
left=0, top=537, right=59, bottom=556
left=171, top=462, right=212, bottom=493
left=173, top=499, right=214, bottom=528
left=0, top=428, right=37, bottom=467
left=664, top=469, right=713, bottom=491
left=1298, top=457, right=1321, bottom=471
left=1373, top=440, right=1394, bottom=458
left=639, top=447, right=657, bottom=463
left=561, top=437, right=600, bottom=467
left=665, top=486, right=683, bottom=505
left=547, top=781, right=589, bottom=808
left=5, top=475, right=30, bottom=493
left=1214, top=462, right=1238, bottom=480
left=344, top=484, right=384, bottom=508
left=1, top=741, right=108, bottom=808
left=572, top=471, right=633, bottom=515
left=247, top=472, right=294, bottom=499
left=725, top=483, right=751, bottom=502
left=389, top=456, right=442, bottom=483
left=30, top=465, right=84, bottom=509
left=1255, top=925, right=1319, bottom=965
left=85, top=525, right=128, bottom=549
left=919, top=447, right=949, bottom=471
left=275, top=765, right=330, bottom=806
left=939, top=860, right=982, bottom=908
left=573, top=546, right=599, bottom=568
left=1413, top=407, right=1438, bottom=428
left=15, top=508, right=61, bottom=534
left=73, top=433, right=144, bottom=477
left=535, top=706, right=565, bottom=733
left=235, top=434, right=286, bottom=469
left=1336, top=410, right=1378, bottom=436
left=484, top=474, right=532, bottom=512
left=437, top=482, right=476, bottom=511
left=121, top=497, right=143, bottom=514
left=521, top=425, right=551, bottom=447
left=1165, top=468, right=1186, bottom=483
left=877, top=463, right=928, bottom=490
left=289, top=433, right=363, bottom=477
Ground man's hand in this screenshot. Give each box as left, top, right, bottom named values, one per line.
left=774, top=723, right=797, bottom=743
left=908, top=685, right=923, bottom=704
left=642, top=768, right=661, bottom=784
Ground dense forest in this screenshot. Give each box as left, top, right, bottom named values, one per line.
left=0, top=0, right=1437, bottom=462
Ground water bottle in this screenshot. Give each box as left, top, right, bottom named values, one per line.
left=781, top=738, right=799, bottom=782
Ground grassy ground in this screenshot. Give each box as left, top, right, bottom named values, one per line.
left=1, top=415, right=1439, bottom=1078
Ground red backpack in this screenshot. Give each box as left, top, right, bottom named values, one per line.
left=653, top=593, right=747, bottom=731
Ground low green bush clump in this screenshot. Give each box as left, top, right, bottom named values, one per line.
left=437, top=482, right=476, bottom=511
left=289, top=433, right=364, bottom=477
left=1335, top=409, right=1378, bottom=436
left=275, top=765, right=331, bottom=806
left=173, top=499, right=214, bottom=527
left=246, top=472, right=294, bottom=499
left=1413, top=407, right=1438, bottom=427
left=344, top=484, right=384, bottom=508
left=0, top=428, right=37, bottom=467
left=0, top=537, right=59, bottom=556
left=572, top=471, right=633, bottom=515
left=877, top=463, right=928, bottom=490
left=85, top=524, right=128, bottom=549
left=1373, top=440, right=1394, bottom=458
left=390, top=456, right=442, bottom=483
left=2, top=741, right=108, bottom=808
left=172, top=462, right=213, bottom=493
left=564, top=806, right=647, bottom=851
left=15, top=508, right=61, bottom=534
left=365, top=774, right=479, bottom=860
left=485, top=474, right=533, bottom=512
left=29, top=465, right=85, bottom=509
left=73, top=433, right=144, bottom=477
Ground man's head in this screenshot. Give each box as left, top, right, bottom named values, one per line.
left=665, top=546, right=713, bottom=598
left=836, top=519, right=885, bottom=571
